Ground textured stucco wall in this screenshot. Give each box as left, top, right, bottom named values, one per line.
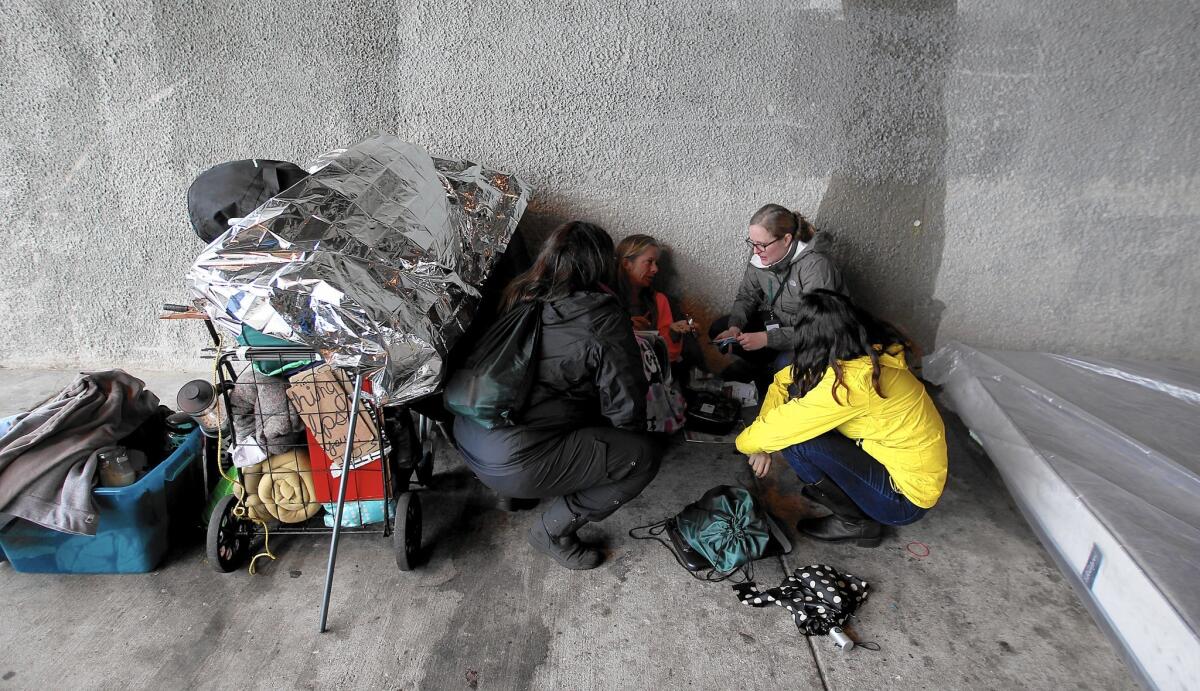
left=1, top=0, right=1197, bottom=370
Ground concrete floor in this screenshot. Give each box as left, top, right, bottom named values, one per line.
left=0, top=369, right=1134, bottom=690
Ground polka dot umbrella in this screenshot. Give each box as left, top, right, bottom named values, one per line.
left=734, top=563, right=869, bottom=635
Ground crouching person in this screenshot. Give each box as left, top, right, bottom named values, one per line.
left=736, top=290, right=947, bottom=547
left=453, top=221, right=661, bottom=570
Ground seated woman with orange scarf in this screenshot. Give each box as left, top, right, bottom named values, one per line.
left=614, top=234, right=703, bottom=386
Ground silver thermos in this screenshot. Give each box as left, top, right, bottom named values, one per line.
left=829, top=627, right=855, bottom=651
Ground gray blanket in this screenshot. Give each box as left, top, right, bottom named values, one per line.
left=229, top=367, right=305, bottom=456
left=0, top=370, right=160, bottom=535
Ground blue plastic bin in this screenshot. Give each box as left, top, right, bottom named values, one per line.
left=0, top=429, right=203, bottom=574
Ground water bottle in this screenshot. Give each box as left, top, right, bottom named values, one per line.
left=98, top=447, right=137, bottom=488
left=165, top=412, right=198, bottom=448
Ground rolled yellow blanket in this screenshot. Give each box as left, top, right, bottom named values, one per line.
left=235, top=462, right=272, bottom=523
left=255, top=449, right=321, bottom=524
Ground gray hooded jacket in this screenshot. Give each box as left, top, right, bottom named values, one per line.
left=727, top=231, right=846, bottom=351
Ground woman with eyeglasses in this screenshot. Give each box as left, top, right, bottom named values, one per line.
left=710, top=204, right=846, bottom=395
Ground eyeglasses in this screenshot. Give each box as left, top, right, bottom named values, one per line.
left=744, top=236, right=782, bottom=251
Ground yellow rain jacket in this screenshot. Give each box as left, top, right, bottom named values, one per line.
left=735, top=349, right=947, bottom=508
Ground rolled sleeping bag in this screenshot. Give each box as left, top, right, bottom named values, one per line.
left=256, top=449, right=320, bottom=524
left=235, top=461, right=273, bottom=523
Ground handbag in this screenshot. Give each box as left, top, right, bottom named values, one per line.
left=444, top=301, right=542, bottom=429
left=634, top=331, right=687, bottom=433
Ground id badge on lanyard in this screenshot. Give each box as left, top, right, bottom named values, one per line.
left=764, top=310, right=781, bottom=332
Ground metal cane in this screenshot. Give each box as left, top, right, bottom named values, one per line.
left=317, top=369, right=365, bottom=633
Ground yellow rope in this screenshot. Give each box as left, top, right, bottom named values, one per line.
left=209, top=335, right=275, bottom=574
left=247, top=522, right=276, bottom=575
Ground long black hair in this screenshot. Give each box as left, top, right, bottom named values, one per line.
left=502, top=221, right=616, bottom=310
left=789, top=290, right=916, bottom=404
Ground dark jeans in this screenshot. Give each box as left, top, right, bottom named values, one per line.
left=671, top=332, right=708, bottom=389
left=709, top=315, right=792, bottom=395
left=781, top=431, right=927, bottom=526
left=457, top=421, right=662, bottom=526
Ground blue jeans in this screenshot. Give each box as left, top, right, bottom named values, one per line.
left=781, top=432, right=927, bottom=526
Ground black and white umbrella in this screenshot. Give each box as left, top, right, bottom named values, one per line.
left=734, top=563, right=869, bottom=635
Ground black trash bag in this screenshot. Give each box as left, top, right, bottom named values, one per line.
left=444, top=300, right=542, bottom=429
left=734, top=563, right=870, bottom=635
left=187, top=159, right=309, bottom=243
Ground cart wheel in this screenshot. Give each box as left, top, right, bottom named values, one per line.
left=393, top=491, right=422, bottom=571
left=415, top=415, right=436, bottom=486
left=207, top=494, right=251, bottom=573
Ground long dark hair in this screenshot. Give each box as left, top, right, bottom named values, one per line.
left=502, top=221, right=616, bottom=310
left=789, top=290, right=916, bottom=405
left=750, top=203, right=816, bottom=243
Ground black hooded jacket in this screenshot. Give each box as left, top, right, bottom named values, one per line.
left=454, top=290, right=648, bottom=473
left=521, top=291, right=647, bottom=430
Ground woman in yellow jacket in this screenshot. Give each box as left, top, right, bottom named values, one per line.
left=735, top=290, right=947, bottom=547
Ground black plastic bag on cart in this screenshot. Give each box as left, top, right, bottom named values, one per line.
left=444, top=301, right=542, bottom=429
left=187, top=159, right=309, bottom=243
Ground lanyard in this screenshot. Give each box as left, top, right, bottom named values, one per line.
left=765, top=276, right=786, bottom=309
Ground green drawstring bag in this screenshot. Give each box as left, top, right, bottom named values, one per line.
left=675, top=485, right=771, bottom=574
left=632, top=485, right=783, bottom=581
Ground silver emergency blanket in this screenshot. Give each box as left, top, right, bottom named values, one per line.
left=186, top=134, right=531, bottom=404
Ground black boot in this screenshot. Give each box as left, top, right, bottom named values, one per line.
left=796, top=478, right=883, bottom=548
left=527, top=503, right=604, bottom=570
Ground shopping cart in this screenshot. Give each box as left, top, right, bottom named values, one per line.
left=160, top=304, right=436, bottom=632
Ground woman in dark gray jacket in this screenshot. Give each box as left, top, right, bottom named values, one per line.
left=711, top=204, right=847, bottom=394
left=453, top=221, right=658, bottom=570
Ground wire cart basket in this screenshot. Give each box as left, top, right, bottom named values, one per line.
left=162, top=305, right=435, bottom=632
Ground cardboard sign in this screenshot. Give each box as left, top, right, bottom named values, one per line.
left=286, top=364, right=383, bottom=475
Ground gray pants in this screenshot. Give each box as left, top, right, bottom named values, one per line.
left=461, top=423, right=661, bottom=528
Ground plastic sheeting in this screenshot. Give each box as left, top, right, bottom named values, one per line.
left=187, top=134, right=531, bottom=405
left=926, top=343, right=1200, bottom=689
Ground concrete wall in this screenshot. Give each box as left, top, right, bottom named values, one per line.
left=1, top=0, right=1196, bottom=370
